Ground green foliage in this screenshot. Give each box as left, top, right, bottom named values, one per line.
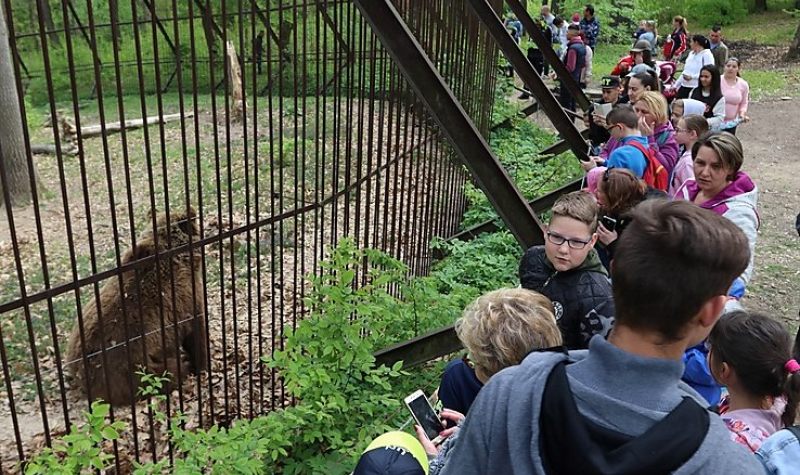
left=23, top=401, right=125, bottom=474
left=462, top=114, right=581, bottom=228
left=430, top=231, right=522, bottom=294
left=130, top=240, right=446, bottom=474
left=559, top=0, right=639, bottom=44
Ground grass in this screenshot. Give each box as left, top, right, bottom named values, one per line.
left=742, top=68, right=800, bottom=98
left=724, top=10, right=799, bottom=45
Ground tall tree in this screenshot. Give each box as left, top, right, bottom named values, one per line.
left=753, top=0, right=768, bottom=12
left=37, top=0, right=60, bottom=47
left=0, top=0, right=38, bottom=208
left=787, top=20, right=800, bottom=61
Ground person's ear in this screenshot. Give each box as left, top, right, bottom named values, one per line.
left=589, top=232, right=599, bottom=247
left=697, top=295, right=728, bottom=329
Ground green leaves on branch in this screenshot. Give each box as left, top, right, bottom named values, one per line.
left=24, top=402, right=125, bottom=475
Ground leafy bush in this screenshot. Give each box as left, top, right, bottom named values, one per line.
left=24, top=402, right=125, bottom=474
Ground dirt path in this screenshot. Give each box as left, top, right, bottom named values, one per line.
left=737, top=98, right=800, bottom=330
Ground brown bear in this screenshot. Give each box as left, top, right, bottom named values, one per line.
left=65, top=207, right=208, bottom=406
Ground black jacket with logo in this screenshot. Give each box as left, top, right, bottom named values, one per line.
left=518, top=246, right=615, bottom=349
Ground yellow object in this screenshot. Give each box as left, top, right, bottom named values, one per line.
left=363, top=431, right=429, bottom=475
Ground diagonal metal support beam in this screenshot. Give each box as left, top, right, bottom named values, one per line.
left=466, top=0, right=590, bottom=163
left=352, top=0, right=544, bottom=248
left=138, top=0, right=180, bottom=91
left=505, top=0, right=590, bottom=112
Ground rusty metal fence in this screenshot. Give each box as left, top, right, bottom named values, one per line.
left=0, top=0, right=514, bottom=469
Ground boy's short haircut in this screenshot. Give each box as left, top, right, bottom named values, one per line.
left=550, top=190, right=599, bottom=232
left=607, top=104, right=639, bottom=129
left=456, top=288, right=562, bottom=380
left=612, top=200, right=749, bottom=341
left=567, top=24, right=581, bottom=33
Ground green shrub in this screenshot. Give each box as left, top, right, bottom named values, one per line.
left=23, top=402, right=125, bottom=474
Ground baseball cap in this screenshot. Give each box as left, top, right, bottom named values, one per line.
left=630, top=39, right=652, bottom=53
left=626, top=63, right=656, bottom=77
left=353, top=431, right=429, bottom=475
left=601, top=76, right=621, bottom=89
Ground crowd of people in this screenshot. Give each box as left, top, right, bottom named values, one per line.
left=351, top=5, right=800, bottom=475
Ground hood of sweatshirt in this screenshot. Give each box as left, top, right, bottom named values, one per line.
left=527, top=245, right=608, bottom=278
left=685, top=171, right=757, bottom=216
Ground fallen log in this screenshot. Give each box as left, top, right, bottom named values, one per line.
left=78, top=112, right=193, bottom=139
left=31, top=143, right=78, bottom=156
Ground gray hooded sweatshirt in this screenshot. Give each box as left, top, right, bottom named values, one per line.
left=439, top=337, right=765, bottom=475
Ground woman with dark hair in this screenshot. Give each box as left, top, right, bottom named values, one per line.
left=690, top=64, right=726, bottom=130
left=672, top=34, right=714, bottom=99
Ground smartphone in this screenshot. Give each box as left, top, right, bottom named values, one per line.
left=600, top=215, right=617, bottom=232
left=404, top=390, right=445, bottom=442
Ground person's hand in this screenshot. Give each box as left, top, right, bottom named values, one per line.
left=742, top=114, right=751, bottom=123
left=439, top=409, right=465, bottom=432
left=597, top=223, right=618, bottom=245
left=682, top=73, right=691, bottom=81
left=592, top=113, right=607, bottom=128
left=414, top=409, right=464, bottom=456
left=580, top=156, right=604, bottom=172
left=415, top=425, right=440, bottom=456
left=638, top=116, right=654, bottom=136
left=548, top=72, right=557, bottom=80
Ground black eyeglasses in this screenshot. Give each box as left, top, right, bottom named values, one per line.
left=546, top=232, right=591, bottom=249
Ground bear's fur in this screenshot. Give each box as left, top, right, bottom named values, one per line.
left=65, top=208, right=208, bottom=406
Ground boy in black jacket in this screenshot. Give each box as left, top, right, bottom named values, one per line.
left=519, top=191, right=614, bottom=349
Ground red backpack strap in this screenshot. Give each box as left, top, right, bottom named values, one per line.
left=626, top=140, right=668, bottom=191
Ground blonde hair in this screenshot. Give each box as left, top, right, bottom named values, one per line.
left=551, top=190, right=599, bottom=232
left=455, top=288, right=562, bottom=381
left=636, top=91, right=669, bottom=126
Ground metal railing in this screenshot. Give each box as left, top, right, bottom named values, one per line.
left=0, top=0, right=507, bottom=469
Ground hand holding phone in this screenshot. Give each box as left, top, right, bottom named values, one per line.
left=600, top=215, right=617, bottom=232
left=405, top=390, right=445, bottom=442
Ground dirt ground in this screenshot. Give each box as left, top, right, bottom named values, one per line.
left=736, top=98, right=800, bottom=330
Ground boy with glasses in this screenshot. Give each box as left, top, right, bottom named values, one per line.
left=441, top=201, right=763, bottom=475
left=519, top=191, right=615, bottom=349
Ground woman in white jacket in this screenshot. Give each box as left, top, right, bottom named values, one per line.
left=673, top=34, right=715, bottom=99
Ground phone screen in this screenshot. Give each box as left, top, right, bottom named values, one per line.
left=407, top=394, right=444, bottom=440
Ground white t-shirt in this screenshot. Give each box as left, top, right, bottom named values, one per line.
left=675, top=49, right=715, bottom=89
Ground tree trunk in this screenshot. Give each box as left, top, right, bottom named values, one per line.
left=37, top=0, right=60, bottom=47
left=201, top=0, right=216, bottom=56
left=753, top=0, right=768, bottom=11
left=226, top=41, right=244, bottom=122
left=0, top=0, right=38, bottom=208
left=786, top=21, right=800, bottom=61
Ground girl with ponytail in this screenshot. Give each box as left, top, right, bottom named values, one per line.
left=707, top=310, right=800, bottom=453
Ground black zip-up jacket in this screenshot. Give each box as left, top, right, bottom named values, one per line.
left=519, top=246, right=615, bottom=349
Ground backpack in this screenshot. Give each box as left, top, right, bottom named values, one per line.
left=627, top=140, right=669, bottom=191
left=540, top=360, right=709, bottom=475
